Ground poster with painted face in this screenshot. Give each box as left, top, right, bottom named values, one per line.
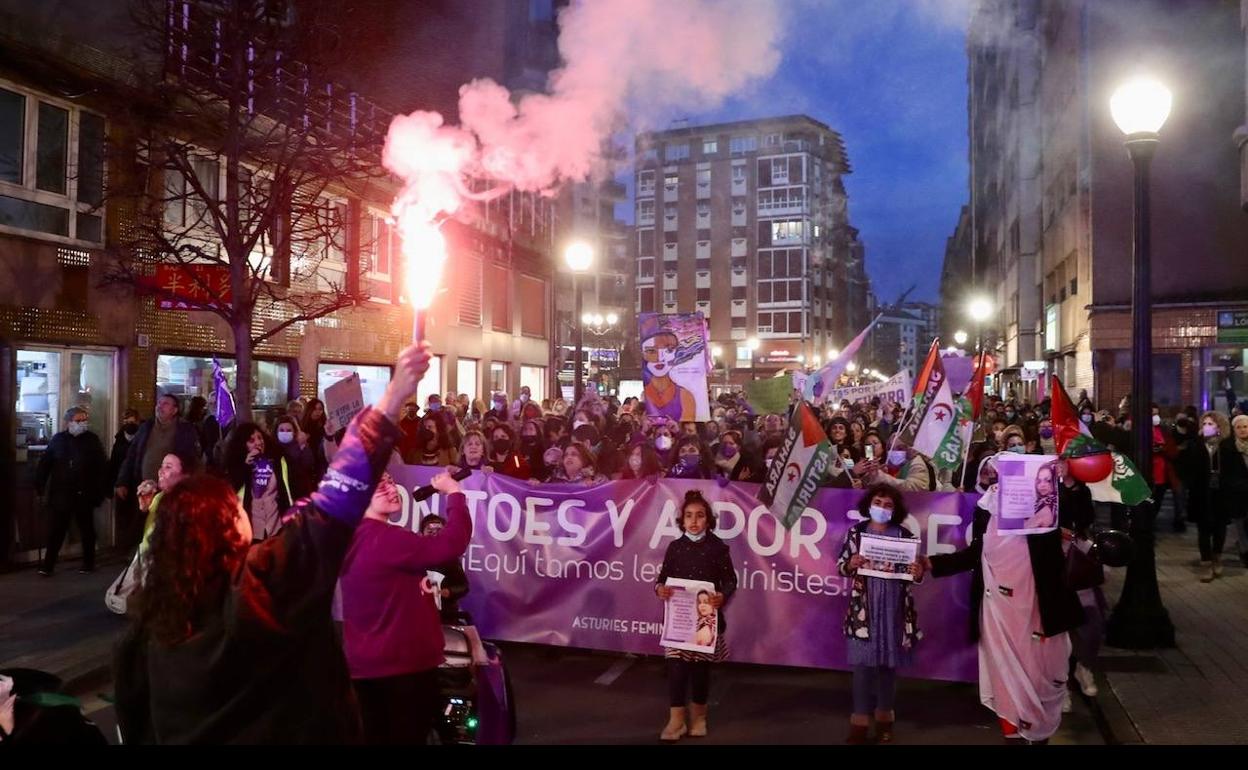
left=638, top=312, right=710, bottom=423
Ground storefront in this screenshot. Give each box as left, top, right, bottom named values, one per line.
left=11, top=344, right=118, bottom=565
left=155, top=352, right=292, bottom=425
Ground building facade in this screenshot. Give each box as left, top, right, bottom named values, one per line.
left=0, top=0, right=557, bottom=565
left=968, top=0, right=1248, bottom=411
left=632, top=115, right=870, bottom=383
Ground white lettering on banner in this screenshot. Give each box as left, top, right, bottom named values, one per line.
left=556, top=500, right=589, bottom=546
left=747, top=506, right=784, bottom=557
left=412, top=496, right=440, bottom=528
left=465, top=543, right=528, bottom=580
left=712, top=502, right=746, bottom=539
left=926, top=513, right=963, bottom=555
left=648, top=501, right=683, bottom=549
left=524, top=496, right=556, bottom=545
left=606, top=499, right=635, bottom=547
left=789, top=510, right=826, bottom=559
left=464, top=490, right=489, bottom=529
left=391, top=485, right=412, bottom=531
left=487, top=494, right=523, bottom=541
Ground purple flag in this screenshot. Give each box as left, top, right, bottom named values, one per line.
left=213, top=357, right=236, bottom=427
left=803, top=314, right=881, bottom=401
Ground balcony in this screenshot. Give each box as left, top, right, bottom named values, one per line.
left=731, top=238, right=747, bottom=257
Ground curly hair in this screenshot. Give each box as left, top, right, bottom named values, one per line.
left=856, top=483, right=909, bottom=526
left=677, top=489, right=717, bottom=532
left=224, top=422, right=280, bottom=490
left=135, top=475, right=248, bottom=646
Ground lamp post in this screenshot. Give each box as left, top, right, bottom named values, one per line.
left=1106, top=76, right=1175, bottom=649
left=966, top=296, right=993, bottom=353
left=712, top=345, right=725, bottom=392
left=747, top=336, right=760, bottom=382
left=565, top=242, right=594, bottom=405
left=581, top=311, right=619, bottom=394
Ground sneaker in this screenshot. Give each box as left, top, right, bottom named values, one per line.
left=37, top=568, right=52, bottom=577
left=1212, top=560, right=1223, bottom=578
left=1200, top=564, right=1216, bottom=583
left=1061, top=690, right=1072, bottom=713
left=1074, top=664, right=1098, bottom=697
left=78, top=567, right=96, bottom=574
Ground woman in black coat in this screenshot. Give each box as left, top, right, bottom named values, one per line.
left=1182, top=412, right=1232, bottom=579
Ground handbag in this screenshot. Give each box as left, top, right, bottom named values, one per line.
left=104, top=550, right=142, bottom=615
left=1063, top=537, right=1105, bottom=591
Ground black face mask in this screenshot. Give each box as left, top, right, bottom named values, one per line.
left=123, top=423, right=139, bottom=436
left=494, top=437, right=513, bottom=454
left=417, top=428, right=436, bottom=448
left=521, top=435, right=539, bottom=447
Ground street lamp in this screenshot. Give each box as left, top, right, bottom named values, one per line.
left=966, top=295, right=993, bottom=357
left=565, top=241, right=594, bottom=405
left=827, top=348, right=839, bottom=360
left=1106, top=75, right=1175, bottom=650
left=747, top=336, right=760, bottom=382
left=954, top=330, right=969, bottom=347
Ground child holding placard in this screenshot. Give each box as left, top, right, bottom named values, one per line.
left=836, top=483, right=925, bottom=744
left=654, top=490, right=737, bottom=742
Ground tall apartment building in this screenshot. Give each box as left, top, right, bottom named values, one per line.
left=968, top=0, right=1248, bottom=411
left=632, top=115, right=869, bottom=382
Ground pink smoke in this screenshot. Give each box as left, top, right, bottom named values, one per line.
left=386, top=0, right=785, bottom=310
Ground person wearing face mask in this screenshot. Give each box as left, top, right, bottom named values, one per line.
left=667, top=436, right=712, bottom=480
left=1001, top=426, right=1030, bottom=455
left=617, top=441, right=663, bottom=480
left=518, top=418, right=546, bottom=468
left=35, top=407, right=109, bottom=576
left=653, top=425, right=677, bottom=465
left=109, top=409, right=146, bottom=551
left=837, top=484, right=925, bottom=744
left=414, top=417, right=456, bottom=468
left=654, top=491, right=737, bottom=741
left=544, top=416, right=570, bottom=451
left=713, top=430, right=761, bottom=482
left=488, top=393, right=510, bottom=422
left=923, top=454, right=1084, bottom=745
left=862, top=439, right=935, bottom=493
left=272, top=416, right=315, bottom=499
left=488, top=423, right=532, bottom=480
left=116, top=394, right=202, bottom=508
left=1038, top=418, right=1057, bottom=455
left=397, top=401, right=424, bottom=465
left=511, top=386, right=533, bottom=421
left=1146, top=405, right=1184, bottom=533
left=417, top=514, right=471, bottom=624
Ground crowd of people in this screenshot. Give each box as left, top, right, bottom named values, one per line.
left=23, top=346, right=1248, bottom=745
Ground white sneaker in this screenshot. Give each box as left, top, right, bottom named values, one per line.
left=1074, top=664, right=1098, bottom=697
left=1061, top=689, right=1073, bottom=713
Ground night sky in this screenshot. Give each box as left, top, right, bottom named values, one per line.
left=658, top=0, right=970, bottom=305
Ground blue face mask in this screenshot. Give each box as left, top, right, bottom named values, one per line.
left=1008, top=445, right=1026, bottom=454
left=685, top=530, right=706, bottom=542
left=868, top=505, right=892, bottom=524
left=680, top=454, right=700, bottom=469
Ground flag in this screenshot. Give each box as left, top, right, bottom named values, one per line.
left=896, top=339, right=944, bottom=447
left=759, top=402, right=834, bottom=529
left=1051, top=376, right=1151, bottom=506
left=910, top=354, right=961, bottom=467
left=952, top=349, right=988, bottom=475
left=213, top=357, right=236, bottom=428
left=803, top=315, right=880, bottom=402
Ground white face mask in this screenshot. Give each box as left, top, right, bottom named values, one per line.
left=277, top=430, right=295, bottom=444
left=573, top=420, right=588, bottom=430
left=684, top=530, right=706, bottom=542
left=68, top=422, right=88, bottom=436
left=629, top=455, right=643, bottom=471
left=1152, top=415, right=1161, bottom=427
left=868, top=505, right=892, bottom=524
left=1081, top=414, right=1093, bottom=424
left=887, top=450, right=907, bottom=467
left=1202, top=423, right=1219, bottom=438
left=656, top=435, right=673, bottom=451
left=842, top=458, right=855, bottom=471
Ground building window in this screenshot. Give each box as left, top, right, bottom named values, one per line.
left=664, top=173, right=679, bottom=188
left=696, top=201, right=710, bottom=217
left=702, top=138, right=718, bottom=155
left=1070, top=276, right=1078, bottom=296
left=664, top=288, right=677, bottom=303
left=664, top=143, right=690, bottom=161
left=757, top=248, right=804, bottom=305
left=732, top=285, right=746, bottom=300
left=0, top=83, right=104, bottom=243
left=638, top=228, right=655, bottom=256
left=489, top=263, right=511, bottom=332
left=637, top=286, right=655, bottom=313
left=729, top=135, right=758, bottom=155
left=757, top=311, right=802, bottom=335
left=664, top=202, right=677, bottom=221
left=637, top=256, right=655, bottom=278
left=637, top=169, right=655, bottom=196
left=457, top=358, right=479, bottom=401
left=489, top=361, right=507, bottom=394
left=732, top=317, right=746, bottom=330
left=519, top=274, right=547, bottom=337
left=764, top=133, right=782, bottom=148
left=158, top=355, right=291, bottom=419
left=696, top=257, right=711, bottom=271
left=638, top=199, right=655, bottom=224
left=697, top=287, right=710, bottom=302
left=520, top=365, right=545, bottom=403
left=697, top=168, right=711, bottom=187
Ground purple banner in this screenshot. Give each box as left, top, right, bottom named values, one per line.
left=385, top=465, right=980, bottom=682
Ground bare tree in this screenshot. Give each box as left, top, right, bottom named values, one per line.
left=102, top=0, right=392, bottom=412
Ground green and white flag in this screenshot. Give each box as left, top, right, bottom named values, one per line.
left=759, top=402, right=834, bottom=529
left=910, top=359, right=959, bottom=466
left=1051, top=375, right=1151, bottom=506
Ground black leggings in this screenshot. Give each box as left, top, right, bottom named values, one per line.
left=1197, top=517, right=1228, bottom=562
left=353, top=669, right=441, bottom=745
left=667, top=659, right=711, bottom=707
left=42, top=502, right=96, bottom=572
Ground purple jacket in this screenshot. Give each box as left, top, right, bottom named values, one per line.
left=340, top=493, right=473, bottom=679
left=114, top=407, right=400, bottom=745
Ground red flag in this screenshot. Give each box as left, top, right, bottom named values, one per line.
left=965, top=351, right=987, bottom=420
left=911, top=339, right=942, bottom=400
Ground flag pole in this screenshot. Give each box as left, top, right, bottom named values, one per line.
left=959, top=348, right=986, bottom=490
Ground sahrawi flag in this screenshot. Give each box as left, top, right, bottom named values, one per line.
left=908, top=352, right=962, bottom=469
left=896, top=340, right=943, bottom=447
left=759, top=402, right=834, bottom=529
left=1051, top=375, right=1151, bottom=506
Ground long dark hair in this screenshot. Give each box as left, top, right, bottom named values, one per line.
left=135, top=475, right=248, bottom=645
left=302, top=398, right=327, bottom=436
left=224, top=422, right=280, bottom=489
left=622, top=442, right=663, bottom=478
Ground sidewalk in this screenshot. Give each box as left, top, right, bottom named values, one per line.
left=1097, top=513, right=1248, bottom=745
left=0, top=551, right=128, bottom=692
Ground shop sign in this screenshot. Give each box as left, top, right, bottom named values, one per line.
left=1217, top=310, right=1248, bottom=345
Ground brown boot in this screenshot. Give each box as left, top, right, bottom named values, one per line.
left=1200, top=563, right=1215, bottom=583
left=874, top=710, right=895, bottom=743
left=660, top=707, right=688, bottom=742
left=846, top=718, right=871, bottom=745
left=688, top=703, right=708, bottom=737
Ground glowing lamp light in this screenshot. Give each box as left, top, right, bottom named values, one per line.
left=954, top=330, right=969, bottom=346
left=711, top=345, right=723, bottom=359
left=606, top=312, right=619, bottom=325
left=564, top=241, right=594, bottom=272
left=747, top=337, right=761, bottom=351
left=827, top=348, right=839, bottom=359
left=967, top=296, right=993, bottom=323
left=581, top=312, right=594, bottom=325
left=1110, top=77, right=1172, bottom=136
left=846, top=362, right=858, bottom=373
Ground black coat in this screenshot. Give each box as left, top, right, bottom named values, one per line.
left=656, top=533, right=738, bottom=634
left=929, top=506, right=1084, bottom=643
left=1180, top=441, right=1224, bottom=525
left=432, top=558, right=470, bottom=623
left=108, top=429, right=137, bottom=492
left=1058, top=482, right=1095, bottom=537
left=1216, top=438, right=1248, bottom=520
left=115, top=418, right=201, bottom=491
left=35, top=430, right=109, bottom=510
